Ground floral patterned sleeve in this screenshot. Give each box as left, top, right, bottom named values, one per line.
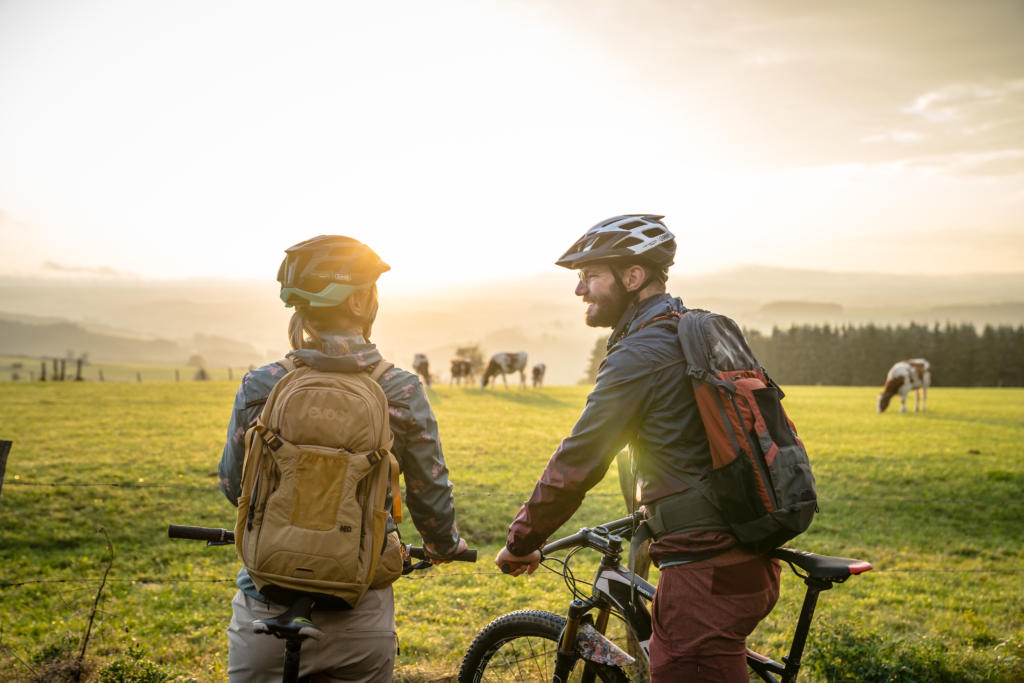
left=377, top=366, right=461, bottom=558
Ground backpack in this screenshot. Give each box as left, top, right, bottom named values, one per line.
left=233, top=356, right=404, bottom=608
left=675, top=310, right=817, bottom=553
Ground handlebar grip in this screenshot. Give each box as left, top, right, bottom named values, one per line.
left=168, top=525, right=235, bottom=543
left=407, top=546, right=477, bottom=562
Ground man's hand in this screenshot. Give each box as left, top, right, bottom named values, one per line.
left=495, top=546, right=541, bottom=577
left=428, top=537, right=469, bottom=565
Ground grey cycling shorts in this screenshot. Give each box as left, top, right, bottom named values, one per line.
left=227, top=587, right=396, bottom=682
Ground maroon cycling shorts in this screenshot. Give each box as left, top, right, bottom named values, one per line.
left=650, top=547, right=781, bottom=682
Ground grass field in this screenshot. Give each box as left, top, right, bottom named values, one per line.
left=1, top=381, right=1022, bottom=681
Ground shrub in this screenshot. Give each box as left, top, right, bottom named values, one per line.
left=95, top=643, right=170, bottom=683
left=809, top=620, right=1024, bottom=682
left=27, top=633, right=93, bottom=683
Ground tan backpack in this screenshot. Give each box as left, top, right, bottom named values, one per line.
left=234, top=356, right=404, bottom=608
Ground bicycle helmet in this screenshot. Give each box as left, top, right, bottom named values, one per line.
left=277, top=235, right=390, bottom=308
left=554, top=214, right=676, bottom=271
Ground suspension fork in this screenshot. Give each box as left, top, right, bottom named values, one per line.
left=553, top=555, right=619, bottom=682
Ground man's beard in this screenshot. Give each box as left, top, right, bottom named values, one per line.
left=584, top=284, right=629, bottom=328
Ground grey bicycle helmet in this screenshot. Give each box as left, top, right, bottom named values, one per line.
left=277, top=235, right=390, bottom=308
left=555, top=214, right=676, bottom=271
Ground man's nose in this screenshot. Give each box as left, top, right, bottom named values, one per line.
left=575, top=280, right=587, bottom=296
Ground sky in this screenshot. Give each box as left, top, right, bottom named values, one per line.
left=1, top=0, right=1022, bottom=289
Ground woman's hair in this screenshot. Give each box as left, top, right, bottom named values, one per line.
left=288, top=306, right=353, bottom=353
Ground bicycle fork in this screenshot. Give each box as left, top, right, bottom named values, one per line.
left=553, top=598, right=614, bottom=683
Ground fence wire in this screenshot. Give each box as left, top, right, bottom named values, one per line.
left=2, top=564, right=1021, bottom=592
left=4, top=478, right=1022, bottom=506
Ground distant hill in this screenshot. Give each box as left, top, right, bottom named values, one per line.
left=760, top=301, right=844, bottom=317
left=2, top=267, right=1022, bottom=385
left=0, top=316, right=265, bottom=367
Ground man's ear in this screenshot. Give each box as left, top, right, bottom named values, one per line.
left=622, top=264, right=649, bottom=293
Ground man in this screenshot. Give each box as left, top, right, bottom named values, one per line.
left=219, top=235, right=467, bottom=682
left=495, top=215, right=780, bottom=681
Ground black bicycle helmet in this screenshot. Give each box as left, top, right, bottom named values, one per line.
left=554, top=214, right=676, bottom=271
left=277, top=235, right=390, bottom=308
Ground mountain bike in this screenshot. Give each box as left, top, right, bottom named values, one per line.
left=458, top=512, right=871, bottom=682
left=169, top=524, right=476, bottom=683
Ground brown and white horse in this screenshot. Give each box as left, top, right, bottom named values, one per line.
left=481, top=351, right=528, bottom=389
left=878, top=358, right=931, bottom=413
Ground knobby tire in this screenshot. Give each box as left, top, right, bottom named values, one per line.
left=458, top=610, right=630, bottom=683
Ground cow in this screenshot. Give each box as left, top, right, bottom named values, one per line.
left=450, top=358, right=474, bottom=386
left=531, top=363, right=546, bottom=388
left=413, top=353, right=431, bottom=388
left=481, top=351, right=528, bottom=389
left=878, top=358, right=931, bottom=413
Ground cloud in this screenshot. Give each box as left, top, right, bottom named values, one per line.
left=42, top=260, right=125, bottom=276
left=861, top=131, right=927, bottom=145
left=904, top=80, right=1024, bottom=123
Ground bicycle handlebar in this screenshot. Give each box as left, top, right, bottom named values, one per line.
left=541, top=512, right=642, bottom=556
left=407, top=545, right=478, bottom=563
left=168, top=525, right=477, bottom=562
left=169, top=525, right=234, bottom=543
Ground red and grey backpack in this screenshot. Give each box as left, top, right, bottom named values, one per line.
left=641, top=309, right=818, bottom=553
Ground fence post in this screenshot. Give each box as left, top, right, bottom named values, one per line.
left=99, top=368, right=105, bottom=382
left=136, top=372, right=142, bottom=383
left=75, top=358, right=84, bottom=381
left=60, top=358, right=66, bottom=381
left=40, top=361, right=46, bottom=381
left=0, top=441, right=11, bottom=496
left=175, top=369, right=180, bottom=382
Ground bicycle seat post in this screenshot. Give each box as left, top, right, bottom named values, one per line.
left=782, top=576, right=831, bottom=682
left=252, top=594, right=323, bottom=683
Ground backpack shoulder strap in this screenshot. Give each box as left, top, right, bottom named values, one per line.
left=370, top=359, right=393, bottom=382
left=276, top=356, right=299, bottom=373
left=367, top=357, right=403, bottom=523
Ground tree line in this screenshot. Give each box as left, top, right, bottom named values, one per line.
left=583, top=323, right=1024, bottom=387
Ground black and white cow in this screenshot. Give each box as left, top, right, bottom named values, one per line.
left=531, top=363, right=546, bottom=389
left=481, top=351, right=528, bottom=389
left=878, top=358, right=930, bottom=413
left=413, top=353, right=431, bottom=388
left=450, top=358, right=474, bottom=386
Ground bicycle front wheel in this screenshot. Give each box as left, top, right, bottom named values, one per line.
left=458, top=609, right=630, bottom=683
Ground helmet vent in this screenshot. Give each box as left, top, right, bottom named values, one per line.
left=616, top=236, right=642, bottom=249
left=642, top=227, right=664, bottom=238
left=618, top=220, right=645, bottom=231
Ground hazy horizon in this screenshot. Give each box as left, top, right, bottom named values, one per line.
left=4, top=266, right=1022, bottom=385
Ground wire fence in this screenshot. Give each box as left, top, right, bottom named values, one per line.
left=4, top=561, right=1019, bottom=593
left=4, top=478, right=1023, bottom=507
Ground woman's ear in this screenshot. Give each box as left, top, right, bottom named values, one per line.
left=346, top=285, right=378, bottom=319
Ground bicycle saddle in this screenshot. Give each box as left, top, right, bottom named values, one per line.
left=252, top=595, right=324, bottom=641
left=772, top=548, right=873, bottom=581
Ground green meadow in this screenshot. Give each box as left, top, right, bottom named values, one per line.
left=1, top=381, right=1022, bottom=681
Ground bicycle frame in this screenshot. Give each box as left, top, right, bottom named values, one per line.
left=539, top=514, right=870, bottom=683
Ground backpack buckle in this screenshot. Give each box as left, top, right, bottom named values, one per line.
left=262, top=431, right=284, bottom=451
left=366, top=449, right=383, bottom=466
